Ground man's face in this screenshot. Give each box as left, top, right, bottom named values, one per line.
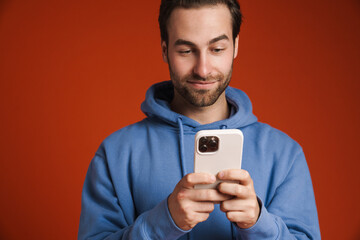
left=162, top=4, right=239, bottom=107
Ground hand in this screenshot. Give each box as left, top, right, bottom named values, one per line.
left=217, top=169, right=260, bottom=229
left=168, top=173, right=232, bottom=230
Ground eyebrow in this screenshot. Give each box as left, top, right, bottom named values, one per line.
left=174, top=34, right=230, bottom=47
left=209, top=34, right=229, bottom=44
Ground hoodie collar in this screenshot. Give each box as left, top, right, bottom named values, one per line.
left=141, top=81, right=257, bottom=132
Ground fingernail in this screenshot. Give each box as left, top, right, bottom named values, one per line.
left=210, top=175, right=216, bottom=182
left=218, top=172, right=224, bottom=179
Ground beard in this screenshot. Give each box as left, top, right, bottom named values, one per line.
left=169, top=66, right=233, bottom=107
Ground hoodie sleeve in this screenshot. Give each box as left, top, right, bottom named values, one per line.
left=234, top=149, right=321, bottom=239
left=78, top=151, right=190, bottom=240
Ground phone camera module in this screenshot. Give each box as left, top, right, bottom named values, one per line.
left=198, top=136, right=219, bottom=153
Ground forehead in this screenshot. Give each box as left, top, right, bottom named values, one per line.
left=167, top=4, right=233, bottom=44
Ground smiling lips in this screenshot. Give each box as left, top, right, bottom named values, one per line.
left=187, top=80, right=218, bottom=90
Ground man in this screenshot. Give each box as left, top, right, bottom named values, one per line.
left=78, top=0, right=320, bottom=239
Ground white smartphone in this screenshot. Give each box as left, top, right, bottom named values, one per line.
left=194, top=129, right=244, bottom=189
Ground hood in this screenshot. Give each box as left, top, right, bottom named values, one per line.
left=141, top=81, right=257, bottom=131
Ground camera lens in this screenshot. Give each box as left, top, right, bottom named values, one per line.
left=199, top=144, right=208, bottom=153
left=208, top=138, right=217, bottom=148
left=199, top=137, right=208, bottom=145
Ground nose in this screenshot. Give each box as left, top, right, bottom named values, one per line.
left=193, top=52, right=212, bottom=79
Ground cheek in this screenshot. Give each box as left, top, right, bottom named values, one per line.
left=169, top=55, right=195, bottom=76
left=212, top=56, right=233, bottom=73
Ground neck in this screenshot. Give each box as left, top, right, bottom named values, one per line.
left=170, top=91, right=230, bottom=125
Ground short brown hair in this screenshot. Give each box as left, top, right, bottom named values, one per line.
left=158, top=0, right=242, bottom=44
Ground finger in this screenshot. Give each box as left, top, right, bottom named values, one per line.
left=218, top=182, right=251, bottom=198
left=220, top=198, right=257, bottom=212
left=181, top=173, right=216, bottom=189
left=177, top=200, right=214, bottom=213
left=218, top=169, right=253, bottom=186
left=192, top=202, right=215, bottom=213
left=186, top=189, right=232, bottom=202
left=225, top=211, right=259, bottom=229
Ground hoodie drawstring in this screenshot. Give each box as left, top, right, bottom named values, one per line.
left=177, top=117, right=191, bottom=240
left=220, top=124, right=228, bottom=129
left=177, top=117, right=186, bottom=177
left=231, top=223, right=235, bottom=240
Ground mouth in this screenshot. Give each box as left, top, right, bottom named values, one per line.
left=187, top=80, right=217, bottom=90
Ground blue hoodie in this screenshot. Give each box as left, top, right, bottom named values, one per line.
left=78, top=81, right=321, bottom=240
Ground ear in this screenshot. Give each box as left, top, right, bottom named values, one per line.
left=233, top=35, right=239, bottom=59
left=161, top=41, right=168, bottom=63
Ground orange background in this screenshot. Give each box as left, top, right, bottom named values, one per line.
left=0, top=0, right=359, bottom=239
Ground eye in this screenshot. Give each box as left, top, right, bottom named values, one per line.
left=178, top=49, right=192, bottom=55
left=212, top=48, right=225, bottom=53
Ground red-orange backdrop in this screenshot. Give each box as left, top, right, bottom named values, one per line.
left=0, top=0, right=359, bottom=239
